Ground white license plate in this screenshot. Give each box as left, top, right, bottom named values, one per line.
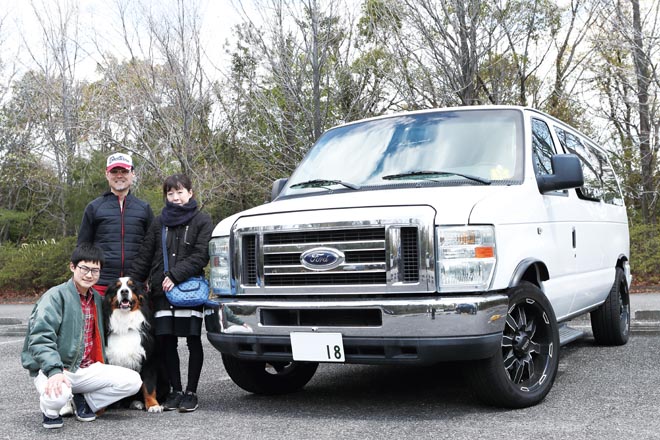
left=290, top=332, right=345, bottom=362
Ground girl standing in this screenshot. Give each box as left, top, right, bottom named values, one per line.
left=130, top=174, right=213, bottom=412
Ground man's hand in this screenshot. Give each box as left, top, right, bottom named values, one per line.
left=45, top=373, right=71, bottom=398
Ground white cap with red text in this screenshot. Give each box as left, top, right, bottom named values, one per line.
left=106, top=153, right=133, bottom=171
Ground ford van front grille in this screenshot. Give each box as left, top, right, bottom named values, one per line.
left=242, top=234, right=258, bottom=285
left=401, top=227, right=419, bottom=282
left=265, top=229, right=385, bottom=244
left=231, top=208, right=435, bottom=295
left=266, top=272, right=387, bottom=286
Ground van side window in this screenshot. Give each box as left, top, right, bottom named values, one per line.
left=587, top=142, right=624, bottom=206
left=531, top=119, right=555, bottom=176
left=554, top=127, right=603, bottom=201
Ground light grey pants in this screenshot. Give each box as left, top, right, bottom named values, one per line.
left=34, top=362, right=142, bottom=418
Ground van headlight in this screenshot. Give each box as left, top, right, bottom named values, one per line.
left=209, top=237, right=232, bottom=295
left=436, top=226, right=496, bottom=292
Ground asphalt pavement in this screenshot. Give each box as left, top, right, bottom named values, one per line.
left=2, top=292, right=660, bottom=336
left=3, top=294, right=660, bottom=440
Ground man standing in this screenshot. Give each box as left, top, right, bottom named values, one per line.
left=22, top=243, right=143, bottom=429
left=78, top=153, right=153, bottom=295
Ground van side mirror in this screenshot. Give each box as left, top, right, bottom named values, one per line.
left=270, top=178, right=288, bottom=201
left=536, top=154, right=584, bottom=193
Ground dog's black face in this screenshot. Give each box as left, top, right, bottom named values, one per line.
left=105, top=277, right=143, bottom=312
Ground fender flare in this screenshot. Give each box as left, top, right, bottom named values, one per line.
left=508, top=258, right=549, bottom=289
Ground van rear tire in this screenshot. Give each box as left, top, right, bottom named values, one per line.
left=467, top=282, right=559, bottom=408
left=590, top=267, right=630, bottom=346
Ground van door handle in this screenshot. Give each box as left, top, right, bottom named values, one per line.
left=572, top=227, right=576, bottom=248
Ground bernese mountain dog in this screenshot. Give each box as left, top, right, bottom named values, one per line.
left=103, top=277, right=163, bottom=413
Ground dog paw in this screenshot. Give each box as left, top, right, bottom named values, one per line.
left=129, top=400, right=145, bottom=411
left=147, top=405, right=163, bottom=413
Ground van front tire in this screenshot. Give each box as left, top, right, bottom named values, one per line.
left=222, top=354, right=318, bottom=395
left=467, top=282, right=560, bottom=408
left=590, top=267, right=630, bottom=346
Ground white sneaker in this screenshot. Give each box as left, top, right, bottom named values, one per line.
left=59, top=398, right=74, bottom=417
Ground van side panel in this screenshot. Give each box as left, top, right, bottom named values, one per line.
left=469, top=111, right=629, bottom=320
left=570, top=219, right=628, bottom=314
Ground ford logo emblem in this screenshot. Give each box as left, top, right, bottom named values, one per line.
left=300, top=247, right=345, bottom=271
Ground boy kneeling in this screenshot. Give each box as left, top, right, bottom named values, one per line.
left=21, top=243, right=142, bottom=429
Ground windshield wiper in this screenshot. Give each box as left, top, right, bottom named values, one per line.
left=289, top=179, right=361, bottom=190
left=382, top=170, right=491, bottom=185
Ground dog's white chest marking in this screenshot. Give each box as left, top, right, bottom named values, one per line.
left=106, top=310, right=147, bottom=372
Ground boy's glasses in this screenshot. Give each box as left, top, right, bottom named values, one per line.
left=77, top=265, right=101, bottom=276
left=109, top=168, right=131, bottom=174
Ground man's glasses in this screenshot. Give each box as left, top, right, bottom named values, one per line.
left=77, top=265, right=101, bottom=276
left=109, top=168, right=131, bottom=175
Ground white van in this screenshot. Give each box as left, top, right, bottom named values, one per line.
left=206, top=106, right=631, bottom=408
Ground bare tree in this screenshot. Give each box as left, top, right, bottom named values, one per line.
left=384, top=0, right=500, bottom=107
left=491, top=0, right=558, bottom=106
left=89, top=0, right=216, bottom=200
left=630, top=0, right=656, bottom=222
left=593, top=0, right=660, bottom=222
left=545, top=0, right=601, bottom=125
left=12, top=0, right=86, bottom=236
left=219, top=0, right=372, bottom=181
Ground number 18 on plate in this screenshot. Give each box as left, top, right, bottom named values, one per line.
left=290, top=332, right=345, bottom=362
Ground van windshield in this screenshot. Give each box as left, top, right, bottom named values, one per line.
left=283, top=109, right=524, bottom=196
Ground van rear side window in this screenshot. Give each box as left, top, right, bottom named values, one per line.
left=589, top=144, right=624, bottom=206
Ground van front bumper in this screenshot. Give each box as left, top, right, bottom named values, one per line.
left=205, top=294, right=508, bottom=365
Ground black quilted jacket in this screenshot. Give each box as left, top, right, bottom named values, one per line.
left=128, top=210, right=213, bottom=299
left=77, top=191, right=154, bottom=286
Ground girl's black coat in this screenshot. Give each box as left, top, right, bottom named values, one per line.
left=129, top=210, right=213, bottom=298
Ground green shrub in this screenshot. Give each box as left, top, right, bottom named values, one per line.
left=629, top=223, right=660, bottom=285
left=0, top=237, right=76, bottom=294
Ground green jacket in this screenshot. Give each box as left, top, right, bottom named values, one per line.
left=21, top=279, right=107, bottom=378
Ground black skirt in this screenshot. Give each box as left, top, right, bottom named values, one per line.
left=152, top=295, right=203, bottom=337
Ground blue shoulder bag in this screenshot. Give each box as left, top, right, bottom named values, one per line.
left=161, top=225, right=210, bottom=307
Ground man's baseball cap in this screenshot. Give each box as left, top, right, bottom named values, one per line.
left=106, top=153, right=133, bottom=171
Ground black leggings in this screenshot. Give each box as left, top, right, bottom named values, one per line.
left=160, top=335, right=204, bottom=393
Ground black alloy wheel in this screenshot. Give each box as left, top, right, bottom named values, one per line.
left=468, top=282, right=559, bottom=408
left=502, top=297, right=554, bottom=392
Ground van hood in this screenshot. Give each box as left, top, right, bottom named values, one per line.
left=213, top=185, right=514, bottom=236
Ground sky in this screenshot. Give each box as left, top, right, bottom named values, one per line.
left=0, top=0, right=246, bottom=84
